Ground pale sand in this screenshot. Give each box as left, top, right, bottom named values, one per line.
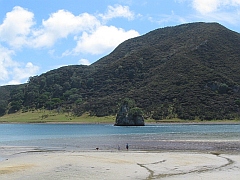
left=0, top=147, right=240, bottom=180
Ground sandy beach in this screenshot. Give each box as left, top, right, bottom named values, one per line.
left=0, top=146, right=240, bottom=180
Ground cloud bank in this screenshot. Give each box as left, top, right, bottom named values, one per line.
left=0, top=5, right=139, bottom=85
left=166, top=0, right=240, bottom=25
left=190, top=0, right=240, bottom=24
left=192, top=0, right=240, bottom=14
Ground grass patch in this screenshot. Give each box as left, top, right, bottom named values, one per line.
left=0, top=110, right=239, bottom=124
left=0, top=110, right=115, bottom=124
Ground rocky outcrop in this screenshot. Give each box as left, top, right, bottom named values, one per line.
left=114, top=104, right=144, bottom=126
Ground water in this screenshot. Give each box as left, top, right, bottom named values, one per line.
left=0, top=124, right=239, bottom=151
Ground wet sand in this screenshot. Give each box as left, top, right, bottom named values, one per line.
left=0, top=146, right=240, bottom=180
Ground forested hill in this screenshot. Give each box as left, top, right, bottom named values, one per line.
left=1, top=22, right=240, bottom=120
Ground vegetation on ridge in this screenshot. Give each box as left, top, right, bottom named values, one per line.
left=1, top=22, right=240, bottom=122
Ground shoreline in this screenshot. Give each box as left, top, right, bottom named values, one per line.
left=1, top=146, right=240, bottom=180
left=0, top=121, right=240, bottom=125
left=1, top=111, right=240, bottom=124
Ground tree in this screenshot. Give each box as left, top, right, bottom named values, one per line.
left=51, top=98, right=62, bottom=108
left=128, top=107, right=143, bottom=117
left=71, top=76, right=81, bottom=88
left=0, top=101, right=6, bottom=116
left=53, top=84, right=63, bottom=97
left=38, top=94, right=49, bottom=108
left=8, top=101, right=22, bottom=114
left=68, top=94, right=81, bottom=103
left=86, top=78, right=94, bottom=88
left=63, top=88, right=79, bottom=101
left=121, top=98, right=135, bottom=108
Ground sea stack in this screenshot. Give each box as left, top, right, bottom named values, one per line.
left=115, top=104, right=144, bottom=126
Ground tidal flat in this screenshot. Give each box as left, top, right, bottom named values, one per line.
left=0, top=146, right=240, bottom=180
left=0, top=123, right=239, bottom=179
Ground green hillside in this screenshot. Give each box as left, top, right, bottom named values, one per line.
left=1, top=22, right=240, bottom=121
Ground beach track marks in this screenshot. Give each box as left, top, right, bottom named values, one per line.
left=137, top=153, right=235, bottom=180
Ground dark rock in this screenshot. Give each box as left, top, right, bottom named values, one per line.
left=115, top=104, right=144, bottom=126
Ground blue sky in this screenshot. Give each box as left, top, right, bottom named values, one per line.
left=0, top=0, right=240, bottom=85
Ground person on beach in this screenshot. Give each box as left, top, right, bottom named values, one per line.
left=126, top=143, right=129, bottom=150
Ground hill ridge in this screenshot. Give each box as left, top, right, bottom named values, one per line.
left=1, top=22, right=240, bottom=120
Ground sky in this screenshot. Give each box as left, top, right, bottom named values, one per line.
left=0, top=0, right=240, bottom=86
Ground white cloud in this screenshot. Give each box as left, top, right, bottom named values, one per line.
left=100, top=4, right=135, bottom=22
left=192, top=0, right=220, bottom=14
left=0, top=45, right=39, bottom=85
left=1, top=5, right=139, bottom=54
left=10, top=62, right=39, bottom=84
left=60, top=5, right=139, bottom=56
left=192, top=0, right=240, bottom=14
left=32, top=10, right=100, bottom=48
left=150, top=11, right=188, bottom=26
left=0, top=6, right=35, bottom=49
left=0, top=6, right=40, bottom=85
left=31, top=5, right=138, bottom=54
left=174, top=0, right=240, bottom=25
left=195, top=11, right=240, bottom=24
left=0, top=46, right=15, bottom=81
left=78, top=58, right=91, bottom=65
left=189, top=0, right=240, bottom=25
left=72, top=25, right=139, bottom=55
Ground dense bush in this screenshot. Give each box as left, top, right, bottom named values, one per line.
left=1, top=22, right=240, bottom=121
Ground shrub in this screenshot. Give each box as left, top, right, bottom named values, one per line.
left=128, top=107, right=143, bottom=117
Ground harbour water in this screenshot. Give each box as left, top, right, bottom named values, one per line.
left=0, top=123, right=240, bottom=152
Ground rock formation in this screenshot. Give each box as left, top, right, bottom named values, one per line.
left=115, top=104, right=144, bottom=126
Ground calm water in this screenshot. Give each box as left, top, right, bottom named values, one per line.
left=0, top=124, right=240, bottom=151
